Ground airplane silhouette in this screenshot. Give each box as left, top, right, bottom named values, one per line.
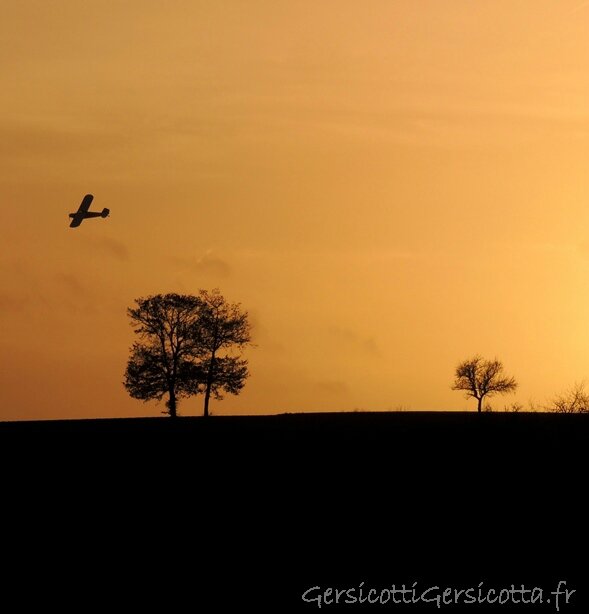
left=69, top=194, right=109, bottom=228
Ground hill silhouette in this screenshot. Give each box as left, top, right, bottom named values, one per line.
left=2, top=411, right=587, bottom=611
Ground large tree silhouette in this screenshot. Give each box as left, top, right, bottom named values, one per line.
left=123, top=293, right=203, bottom=417
left=195, top=289, right=251, bottom=418
left=452, top=355, right=517, bottom=413
left=123, top=290, right=251, bottom=417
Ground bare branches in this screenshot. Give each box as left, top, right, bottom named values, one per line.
left=452, top=355, right=518, bottom=413
left=546, top=381, right=589, bottom=414
left=196, top=288, right=252, bottom=354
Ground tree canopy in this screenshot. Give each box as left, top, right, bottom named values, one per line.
left=123, top=290, right=251, bottom=417
left=452, top=355, right=517, bottom=413
left=195, top=289, right=252, bottom=417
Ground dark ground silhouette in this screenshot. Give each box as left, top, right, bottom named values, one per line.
left=1, top=411, right=587, bottom=611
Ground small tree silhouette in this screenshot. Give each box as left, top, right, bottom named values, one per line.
left=123, top=294, right=203, bottom=417
left=546, top=381, right=589, bottom=413
left=452, top=355, right=517, bottom=413
left=195, top=289, right=252, bottom=418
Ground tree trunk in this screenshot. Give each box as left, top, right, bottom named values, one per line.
left=203, top=388, right=210, bottom=418
left=477, top=396, right=483, bottom=413
left=203, top=353, right=215, bottom=418
left=168, top=388, right=177, bottom=418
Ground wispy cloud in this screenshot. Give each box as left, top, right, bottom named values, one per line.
left=54, top=273, right=89, bottom=298
left=312, top=380, right=350, bottom=396
left=53, top=272, right=100, bottom=314
left=0, top=294, right=27, bottom=313
left=515, top=241, right=589, bottom=263
left=173, top=250, right=231, bottom=279
left=569, top=1, right=589, bottom=15
left=86, top=236, right=129, bottom=260
left=0, top=120, right=143, bottom=161
left=247, top=310, right=286, bottom=353
left=328, top=326, right=380, bottom=357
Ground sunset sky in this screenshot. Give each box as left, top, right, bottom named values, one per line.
left=2, top=0, right=589, bottom=420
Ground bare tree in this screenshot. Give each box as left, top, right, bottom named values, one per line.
left=195, top=289, right=252, bottom=418
left=483, top=401, right=524, bottom=413
left=123, top=294, right=203, bottom=417
left=503, top=402, right=523, bottom=413
left=452, top=355, right=518, bottom=413
left=546, top=381, right=589, bottom=413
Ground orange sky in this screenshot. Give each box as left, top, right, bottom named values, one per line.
left=2, top=0, right=589, bottom=419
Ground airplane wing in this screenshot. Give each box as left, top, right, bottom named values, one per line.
left=69, top=194, right=94, bottom=227
left=76, top=194, right=94, bottom=214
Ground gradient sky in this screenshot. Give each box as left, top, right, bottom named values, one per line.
left=2, top=0, right=589, bottom=419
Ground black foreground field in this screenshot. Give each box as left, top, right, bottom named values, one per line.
left=2, top=411, right=588, bottom=612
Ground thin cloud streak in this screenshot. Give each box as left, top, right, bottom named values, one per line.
left=312, top=380, right=350, bottom=396
left=173, top=250, right=232, bottom=279
left=54, top=273, right=89, bottom=298
left=0, top=294, right=27, bottom=313
left=328, top=327, right=381, bottom=357
left=569, top=1, right=589, bottom=14
left=85, top=236, right=129, bottom=261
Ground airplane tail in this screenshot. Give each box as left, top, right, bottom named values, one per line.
left=101, top=208, right=110, bottom=218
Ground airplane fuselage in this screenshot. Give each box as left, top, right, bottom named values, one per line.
left=68, top=209, right=109, bottom=219
left=69, top=194, right=109, bottom=227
